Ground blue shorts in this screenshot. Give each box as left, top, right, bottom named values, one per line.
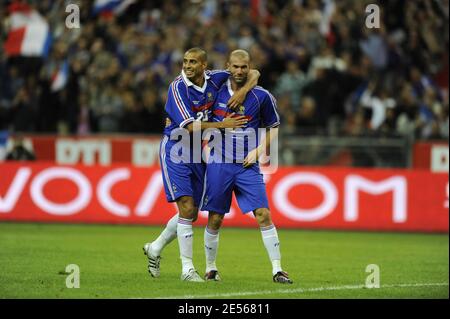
left=200, top=163, right=269, bottom=214
left=159, top=135, right=205, bottom=207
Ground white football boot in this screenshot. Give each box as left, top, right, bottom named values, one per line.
left=181, top=268, right=205, bottom=282
left=143, top=243, right=161, bottom=278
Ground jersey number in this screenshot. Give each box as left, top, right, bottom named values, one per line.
left=196, top=111, right=209, bottom=122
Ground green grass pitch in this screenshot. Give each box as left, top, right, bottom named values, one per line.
left=0, top=222, right=448, bottom=299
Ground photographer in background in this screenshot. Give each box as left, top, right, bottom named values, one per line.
left=5, top=136, right=36, bottom=161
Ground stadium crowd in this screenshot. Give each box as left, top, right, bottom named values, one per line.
left=0, top=0, right=448, bottom=139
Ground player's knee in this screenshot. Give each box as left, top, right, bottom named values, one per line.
left=177, top=197, right=196, bottom=219
left=254, top=208, right=272, bottom=226
left=208, top=212, right=224, bottom=230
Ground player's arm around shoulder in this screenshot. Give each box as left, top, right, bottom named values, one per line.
left=185, top=113, right=248, bottom=133
left=228, top=69, right=260, bottom=109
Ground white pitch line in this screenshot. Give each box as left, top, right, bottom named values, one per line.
left=154, top=282, right=449, bottom=299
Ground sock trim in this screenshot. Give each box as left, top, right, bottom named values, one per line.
left=260, top=224, right=275, bottom=232
left=205, top=227, right=219, bottom=236
left=178, top=217, right=193, bottom=225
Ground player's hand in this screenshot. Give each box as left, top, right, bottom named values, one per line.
left=227, top=89, right=246, bottom=110
left=221, top=113, right=248, bottom=129
left=243, top=148, right=259, bottom=168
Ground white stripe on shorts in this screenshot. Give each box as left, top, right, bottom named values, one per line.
left=160, top=135, right=175, bottom=200
left=198, top=168, right=208, bottom=209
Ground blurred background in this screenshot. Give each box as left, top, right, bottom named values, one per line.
left=0, top=0, right=448, bottom=167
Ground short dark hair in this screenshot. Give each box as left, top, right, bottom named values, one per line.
left=185, top=47, right=208, bottom=62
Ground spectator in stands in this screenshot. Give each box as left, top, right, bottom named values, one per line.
left=396, top=83, right=422, bottom=137
left=438, top=102, right=449, bottom=139
left=10, top=84, right=37, bottom=132
left=120, top=90, right=145, bottom=133
left=140, top=90, right=164, bottom=133
left=359, top=26, right=389, bottom=71
left=274, top=60, right=308, bottom=110
left=76, top=93, right=95, bottom=135
left=0, top=0, right=447, bottom=140
left=295, top=96, right=322, bottom=135
left=94, top=85, right=124, bottom=133
left=359, top=81, right=397, bottom=132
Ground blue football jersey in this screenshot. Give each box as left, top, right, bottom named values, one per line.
left=210, top=79, right=280, bottom=162
left=163, top=70, right=230, bottom=137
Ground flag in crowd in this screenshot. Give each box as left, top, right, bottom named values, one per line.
left=4, top=2, right=52, bottom=58
left=93, top=0, right=136, bottom=17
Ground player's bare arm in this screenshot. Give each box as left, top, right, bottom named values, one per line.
left=185, top=113, right=248, bottom=133
left=243, top=126, right=279, bottom=168
left=227, top=69, right=260, bottom=109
